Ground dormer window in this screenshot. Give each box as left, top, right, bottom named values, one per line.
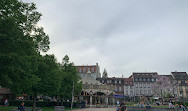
left=83, top=68, right=86, bottom=73
left=79, top=68, right=82, bottom=73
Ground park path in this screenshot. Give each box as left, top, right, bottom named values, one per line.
left=72, top=107, right=117, bottom=111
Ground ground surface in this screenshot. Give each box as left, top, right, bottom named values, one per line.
left=72, top=107, right=117, bottom=111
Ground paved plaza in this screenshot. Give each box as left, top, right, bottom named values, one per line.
left=72, top=107, right=117, bottom=111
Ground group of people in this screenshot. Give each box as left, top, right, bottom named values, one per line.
left=137, top=101, right=151, bottom=109
left=169, top=102, right=186, bottom=111
left=117, top=101, right=127, bottom=111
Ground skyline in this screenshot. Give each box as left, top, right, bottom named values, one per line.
left=25, top=0, right=188, bottom=77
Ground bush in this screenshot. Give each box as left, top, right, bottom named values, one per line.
left=9, top=100, right=82, bottom=108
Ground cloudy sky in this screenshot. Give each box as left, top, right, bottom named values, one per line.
left=25, top=0, right=188, bottom=77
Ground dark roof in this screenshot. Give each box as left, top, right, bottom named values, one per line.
left=171, top=72, right=188, bottom=80
left=132, top=72, right=158, bottom=78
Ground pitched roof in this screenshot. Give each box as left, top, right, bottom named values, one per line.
left=171, top=72, right=188, bottom=80
left=132, top=72, right=158, bottom=77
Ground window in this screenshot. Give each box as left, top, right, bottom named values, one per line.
left=91, top=68, right=95, bottom=72
left=115, top=87, right=117, bottom=91
left=115, top=80, right=117, bottom=84
left=143, top=83, right=146, bottom=88
left=144, top=90, right=147, bottom=95
left=79, top=68, right=82, bottom=73
left=119, top=80, right=121, bottom=84
left=102, top=80, right=104, bottom=83
left=83, top=68, right=86, bottom=73
left=107, top=80, right=109, bottom=84
left=147, top=78, right=150, bottom=81
left=143, top=78, right=146, bottom=81
left=148, top=90, right=151, bottom=95
left=135, top=78, right=138, bottom=81
left=139, top=78, right=142, bottom=81
left=151, top=78, right=154, bottom=82
left=125, top=81, right=127, bottom=84
left=87, top=68, right=90, bottom=72
left=119, top=87, right=122, bottom=91
left=136, top=83, right=138, bottom=88
left=110, top=80, right=112, bottom=83
left=140, top=83, right=142, bottom=88
left=130, top=81, right=132, bottom=84
left=148, top=83, right=150, bottom=88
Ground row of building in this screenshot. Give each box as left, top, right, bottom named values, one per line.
left=76, top=63, right=188, bottom=103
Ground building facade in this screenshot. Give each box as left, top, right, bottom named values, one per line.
left=132, top=72, right=158, bottom=98
left=76, top=63, right=101, bottom=79
left=171, top=72, right=188, bottom=98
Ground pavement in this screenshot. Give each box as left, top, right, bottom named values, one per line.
left=72, top=108, right=117, bottom=111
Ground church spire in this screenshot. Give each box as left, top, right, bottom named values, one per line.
left=102, top=68, right=108, bottom=78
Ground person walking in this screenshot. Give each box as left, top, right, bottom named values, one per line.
left=4, top=99, right=9, bottom=106
left=18, top=102, right=25, bottom=111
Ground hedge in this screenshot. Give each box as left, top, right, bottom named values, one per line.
left=9, top=100, right=82, bottom=107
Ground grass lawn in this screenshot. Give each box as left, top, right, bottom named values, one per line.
left=0, top=106, right=79, bottom=111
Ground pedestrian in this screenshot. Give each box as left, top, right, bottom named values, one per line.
left=121, top=105, right=127, bottom=111
left=4, top=99, right=9, bottom=106
left=117, top=101, right=125, bottom=111
left=18, top=102, right=25, bottom=111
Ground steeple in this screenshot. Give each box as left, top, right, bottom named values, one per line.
left=102, top=68, right=108, bottom=78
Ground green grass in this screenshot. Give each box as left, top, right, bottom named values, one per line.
left=0, top=106, right=79, bottom=111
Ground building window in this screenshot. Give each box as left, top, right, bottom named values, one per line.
left=136, top=83, right=138, bottom=88
left=125, top=81, right=127, bottom=84
left=140, top=83, right=142, bottom=88
left=102, top=80, right=104, bottom=83
left=115, top=80, right=117, bottom=84
left=135, top=78, right=138, bottom=81
left=87, top=68, right=90, bottom=72
left=110, top=80, right=112, bottom=83
left=83, top=68, right=86, bottom=73
left=107, top=80, right=109, bottom=84
left=91, top=68, right=95, bottom=72
left=115, top=87, right=117, bottom=91
left=139, top=78, right=142, bottom=81
left=148, top=90, right=151, bottom=95
left=119, top=80, right=121, bottom=84
left=79, top=68, right=82, bottom=73
left=130, top=81, right=132, bottom=84
left=143, top=78, right=146, bottom=81
left=119, top=87, right=122, bottom=91
left=144, top=90, right=147, bottom=95
left=147, top=78, right=150, bottom=81
left=148, top=83, right=150, bottom=88
left=151, top=78, right=154, bottom=82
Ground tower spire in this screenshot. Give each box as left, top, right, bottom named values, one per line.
left=102, top=68, right=108, bottom=78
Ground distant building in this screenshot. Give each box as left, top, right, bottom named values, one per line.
left=96, top=71, right=134, bottom=102
left=76, top=63, right=101, bottom=79
left=171, top=72, right=188, bottom=98
left=132, top=72, right=158, bottom=98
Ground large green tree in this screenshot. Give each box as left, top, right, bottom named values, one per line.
left=0, top=0, right=61, bottom=111
left=58, top=55, right=82, bottom=104
left=0, top=0, right=49, bottom=94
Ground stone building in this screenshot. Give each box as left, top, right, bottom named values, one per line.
left=76, top=63, right=101, bottom=79
left=131, top=72, right=158, bottom=99
left=171, top=72, right=188, bottom=98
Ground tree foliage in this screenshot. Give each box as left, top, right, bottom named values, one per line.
left=58, top=55, right=82, bottom=100
left=0, top=1, right=82, bottom=110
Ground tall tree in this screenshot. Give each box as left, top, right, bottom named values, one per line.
left=58, top=55, right=82, bottom=105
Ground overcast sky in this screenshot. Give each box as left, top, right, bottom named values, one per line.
left=25, top=0, right=188, bottom=77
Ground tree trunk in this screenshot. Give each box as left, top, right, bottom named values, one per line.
left=61, top=98, right=64, bottom=106
left=33, top=93, right=37, bottom=111
left=161, top=90, right=163, bottom=105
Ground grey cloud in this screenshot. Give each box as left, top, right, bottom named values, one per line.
left=25, top=0, right=188, bottom=77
